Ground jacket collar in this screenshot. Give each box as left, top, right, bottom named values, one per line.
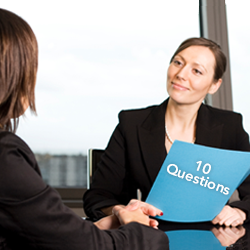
left=138, top=100, right=224, bottom=184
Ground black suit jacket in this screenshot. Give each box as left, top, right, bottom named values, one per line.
left=0, top=131, right=168, bottom=250
left=83, top=99, right=250, bottom=220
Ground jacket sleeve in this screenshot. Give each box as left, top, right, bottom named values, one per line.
left=0, top=132, right=169, bottom=250
left=228, top=114, right=250, bottom=222
left=83, top=111, right=135, bottom=220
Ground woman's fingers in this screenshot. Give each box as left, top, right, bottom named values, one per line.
left=112, top=200, right=160, bottom=229
left=149, top=218, right=159, bottom=229
left=212, top=205, right=246, bottom=226
left=127, top=199, right=163, bottom=217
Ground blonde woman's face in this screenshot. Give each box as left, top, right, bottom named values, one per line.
left=167, top=45, right=221, bottom=105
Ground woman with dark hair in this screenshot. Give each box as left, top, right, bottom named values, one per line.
left=83, top=37, right=250, bottom=227
left=0, top=8, right=169, bottom=250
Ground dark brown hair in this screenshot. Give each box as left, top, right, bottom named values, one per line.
left=170, top=37, right=227, bottom=82
left=0, top=8, right=38, bottom=132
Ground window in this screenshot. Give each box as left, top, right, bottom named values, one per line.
left=2, top=1, right=199, bottom=211
left=227, top=0, right=250, bottom=133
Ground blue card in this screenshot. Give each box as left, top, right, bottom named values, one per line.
left=146, top=141, right=250, bottom=222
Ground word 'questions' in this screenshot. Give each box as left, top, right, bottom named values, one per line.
left=166, top=161, right=230, bottom=195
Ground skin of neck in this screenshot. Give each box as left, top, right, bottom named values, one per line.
left=166, top=97, right=202, bottom=131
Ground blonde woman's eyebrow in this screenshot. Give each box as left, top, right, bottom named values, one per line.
left=192, top=62, right=207, bottom=73
left=174, top=55, right=184, bottom=60
left=176, top=54, right=208, bottom=73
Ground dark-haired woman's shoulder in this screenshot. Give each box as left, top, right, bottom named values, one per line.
left=0, top=130, right=45, bottom=201
left=0, top=130, right=37, bottom=162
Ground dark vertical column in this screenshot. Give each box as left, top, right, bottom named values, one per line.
left=199, top=0, right=233, bottom=110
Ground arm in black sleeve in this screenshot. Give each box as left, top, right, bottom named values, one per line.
left=228, top=114, right=250, bottom=222
left=83, top=111, right=132, bottom=219
left=0, top=132, right=169, bottom=250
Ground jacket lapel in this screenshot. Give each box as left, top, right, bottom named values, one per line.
left=138, top=101, right=224, bottom=184
left=138, top=100, right=168, bottom=184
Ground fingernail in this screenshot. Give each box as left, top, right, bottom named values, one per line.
left=160, top=212, right=163, bottom=216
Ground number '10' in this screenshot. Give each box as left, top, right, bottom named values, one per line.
left=196, top=161, right=211, bottom=174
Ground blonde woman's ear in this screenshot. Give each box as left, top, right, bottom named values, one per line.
left=208, top=78, right=222, bottom=95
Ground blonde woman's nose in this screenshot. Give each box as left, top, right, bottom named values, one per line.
left=176, top=66, right=188, bottom=81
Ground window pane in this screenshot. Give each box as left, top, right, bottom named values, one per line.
left=227, top=0, right=250, bottom=135
left=36, top=154, right=87, bottom=188
left=2, top=0, right=199, bottom=187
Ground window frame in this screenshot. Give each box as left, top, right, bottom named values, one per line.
left=199, top=0, right=233, bottom=110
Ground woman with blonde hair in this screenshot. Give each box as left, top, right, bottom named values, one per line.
left=84, top=37, right=250, bottom=227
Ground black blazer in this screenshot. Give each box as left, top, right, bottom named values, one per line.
left=83, top=99, right=250, bottom=220
left=0, top=131, right=168, bottom=250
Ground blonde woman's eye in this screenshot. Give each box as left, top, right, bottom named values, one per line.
left=173, top=60, right=182, bottom=66
left=194, top=69, right=202, bottom=75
